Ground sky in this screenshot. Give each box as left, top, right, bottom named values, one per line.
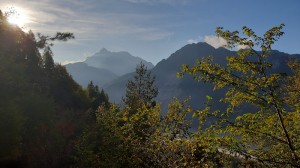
left=0, top=0, right=300, bottom=65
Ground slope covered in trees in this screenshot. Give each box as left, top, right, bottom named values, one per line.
left=0, top=10, right=109, bottom=168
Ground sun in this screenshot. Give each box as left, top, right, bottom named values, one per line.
left=6, top=6, right=28, bottom=27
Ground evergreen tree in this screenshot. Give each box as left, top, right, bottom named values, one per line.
left=42, top=46, right=54, bottom=72
left=87, top=81, right=109, bottom=110
left=99, top=89, right=110, bottom=108
left=123, top=63, right=158, bottom=115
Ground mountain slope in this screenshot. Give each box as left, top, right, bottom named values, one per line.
left=66, top=48, right=154, bottom=88
left=104, top=42, right=300, bottom=130
left=104, top=43, right=234, bottom=105
left=104, top=42, right=299, bottom=110
left=85, top=48, right=154, bottom=76
left=65, top=62, right=118, bottom=87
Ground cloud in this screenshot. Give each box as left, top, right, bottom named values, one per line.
left=0, top=0, right=173, bottom=41
left=60, top=60, right=82, bottom=65
left=141, top=31, right=173, bottom=41
left=59, top=52, right=90, bottom=65
left=236, top=44, right=248, bottom=50
left=203, top=35, right=250, bottom=50
left=204, top=35, right=227, bottom=48
left=187, top=39, right=198, bottom=44
left=187, top=36, right=202, bottom=44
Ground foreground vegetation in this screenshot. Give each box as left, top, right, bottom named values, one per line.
left=0, top=9, right=299, bottom=167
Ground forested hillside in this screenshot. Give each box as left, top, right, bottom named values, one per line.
left=0, top=11, right=108, bottom=167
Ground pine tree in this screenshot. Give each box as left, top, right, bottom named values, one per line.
left=42, top=46, right=54, bottom=72
left=123, top=63, right=158, bottom=114
left=87, top=81, right=109, bottom=110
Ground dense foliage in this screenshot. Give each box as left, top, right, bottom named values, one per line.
left=180, top=24, right=300, bottom=167
left=0, top=10, right=107, bottom=167
left=75, top=64, right=234, bottom=167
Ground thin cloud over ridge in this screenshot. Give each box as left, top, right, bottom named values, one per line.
left=204, top=35, right=227, bottom=49
left=203, top=35, right=250, bottom=50
left=187, top=36, right=202, bottom=44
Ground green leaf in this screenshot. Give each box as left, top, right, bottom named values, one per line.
left=206, top=95, right=213, bottom=100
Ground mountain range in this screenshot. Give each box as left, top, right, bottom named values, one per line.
left=66, top=42, right=299, bottom=129
left=65, top=48, right=154, bottom=87
left=104, top=42, right=298, bottom=106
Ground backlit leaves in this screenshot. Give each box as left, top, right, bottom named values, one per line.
left=181, top=24, right=300, bottom=167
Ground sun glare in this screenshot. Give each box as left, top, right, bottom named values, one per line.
left=6, top=6, right=28, bottom=28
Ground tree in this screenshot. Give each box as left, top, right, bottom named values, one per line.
left=0, top=9, right=91, bottom=167
left=86, top=81, right=110, bottom=123
left=180, top=24, right=300, bottom=167
left=120, top=63, right=158, bottom=143
left=99, top=89, right=110, bottom=108
left=123, top=63, right=158, bottom=115
left=75, top=104, right=127, bottom=168
left=42, top=46, right=55, bottom=72
left=87, top=81, right=109, bottom=110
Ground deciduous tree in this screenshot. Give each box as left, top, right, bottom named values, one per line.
left=180, top=24, right=300, bottom=167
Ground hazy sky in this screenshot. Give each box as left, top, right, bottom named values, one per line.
left=1, top=0, right=300, bottom=65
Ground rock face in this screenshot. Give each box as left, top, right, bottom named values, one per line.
left=84, top=48, right=154, bottom=76
left=65, top=48, right=154, bottom=87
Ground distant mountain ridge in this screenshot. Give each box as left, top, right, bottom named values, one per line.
left=104, top=42, right=300, bottom=130
left=66, top=43, right=299, bottom=111
left=104, top=42, right=300, bottom=110
left=65, top=48, right=154, bottom=87
left=85, top=48, right=154, bottom=76
left=65, top=42, right=299, bottom=130
left=65, top=62, right=118, bottom=87
left=104, top=43, right=231, bottom=105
